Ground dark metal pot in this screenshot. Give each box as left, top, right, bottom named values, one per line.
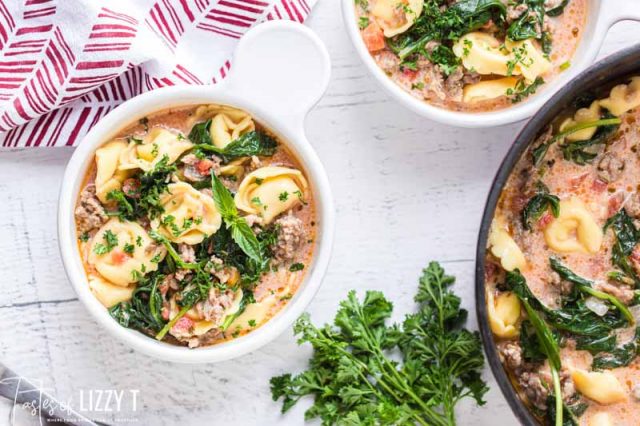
left=475, top=44, right=640, bottom=426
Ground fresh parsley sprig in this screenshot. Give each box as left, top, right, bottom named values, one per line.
left=270, top=262, right=487, bottom=426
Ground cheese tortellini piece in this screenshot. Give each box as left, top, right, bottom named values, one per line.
left=453, top=34, right=550, bottom=82
left=171, top=289, right=243, bottom=336
left=88, top=274, right=134, bottom=308
left=504, top=39, right=551, bottom=82
left=88, top=219, right=166, bottom=286
left=560, top=101, right=602, bottom=142
left=487, top=291, right=521, bottom=338
left=227, top=292, right=282, bottom=333
left=599, top=77, right=640, bottom=116
left=209, top=108, right=255, bottom=149
left=151, top=182, right=222, bottom=245
left=488, top=219, right=527, bottom=271
left=544, top=198, right=603, bottom=254
left=119, top=128, right=192, bottom=172
left=371, top=0, right=423, bottom=37
left=95, top=140, right=130, bottom=203
left=463, top=77, right=519, bottom=103
left=453, top=33, right=515, bottom=76
left=235, top=166, right=309, bottom=224
left=572, top=369, right=627, bottom=405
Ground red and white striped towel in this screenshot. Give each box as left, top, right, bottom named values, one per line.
left=0, top=0, right=317, bottom=148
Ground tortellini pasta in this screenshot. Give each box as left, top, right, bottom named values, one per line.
left=219, top=157, right=249, bottom=180
left=88, top=274, right=134, bottom=308
left=119, top=128, right=192, bottom=172
left=209, top=109, right=255, bottom=149
left=88, top=219, right=166, bottom=286
left=151, top=182, right=222, bottom=245
left=462, top=77, right=519, bottom=103
left=504, top=39, right=551, bottom=82
left=170, top=289, right=243, bottom=336
left=94, top=140, right=130, bottom=203
left=235, top=166, right=309, bottom=224
left=453, top=34, right=550, bottom=82
left=371, top=0, right=423, bottom=38
left=453, top=33, right=515, bottom=76
left=488, top=219, right=527, bottom=271
left=544, top=198, right=603, bottom=254
left=227, top=292, right=281, bottom=333
left=571, top=369, right=627, bottom=405
left=487, top=291, right=521, bottom=338
left=559, top=101, right=601, bottom=142
left=599, top=77, right=640, bottom=116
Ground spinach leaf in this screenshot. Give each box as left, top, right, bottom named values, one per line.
left=550, top=258, right=633, bottom=324
left=604, top=209, right=640, bottom=286
left=109, top=271, right=167, bottom=334
left=188, top=116, right=277, bottom=161
left=392, top=0, right=506, bottom=60
left=544, top=394, right=588, bottom=426
left=521, top=181, right=559, bottom=231
left=520, top=320, right=548, bottom=363
left=575, top=334, right=617, bottom=354
left=592, top=328, right=640, bottom=369
left=545, top=0, right=570, bottom=17
left=558, top=113, right=620, bottom=165
left=532, top=117, right=622, bottom=167
left=188, top=119, right=212, bottom=145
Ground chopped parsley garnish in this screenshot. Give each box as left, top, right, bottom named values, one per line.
left=93, top=230, right=119, bottom=255
left=79, top=232, right=90, bottom=242
left=278, top=191, right=289, bottom=202
left=358, top=16, right=369, bottom=29
left=248, top=319, right=257, bottom=327
left=123, top=243, right=135, bottom=255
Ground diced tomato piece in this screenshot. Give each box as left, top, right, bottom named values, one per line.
left=111, top=250, right=128, bottom=265
left=592, top=178, right=608, bottom=193
left=361, top=21, right=385, bottom=53
left=161, top=306, right=170, bottom=321
left=402, top=68, right=417, bottom=79
left=196, top=159, right=214, bottom=175
left=171, top=316, right=194, bottom=333
left=538, top=211, right=554, bottom=228
left=608, top=193, right=624, bottom=216
left=630, top=246, right=640, bottom=266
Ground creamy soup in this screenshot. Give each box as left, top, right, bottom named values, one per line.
left=486, top=77, right=640, bottom=425
left=355, top=0, right=586, bottom=111
left=74, top=104, right=315, bottom=348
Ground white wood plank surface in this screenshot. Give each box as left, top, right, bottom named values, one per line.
left=1, top=1, right=639, bottom=424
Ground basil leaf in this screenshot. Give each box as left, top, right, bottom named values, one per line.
left=231, top=218, right=262, bottom=262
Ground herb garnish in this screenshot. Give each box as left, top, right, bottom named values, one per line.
left=270, top=262, right=487, bottom=426
left=93, top=230, right=119, bottom=255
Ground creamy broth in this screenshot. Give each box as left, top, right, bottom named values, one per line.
left=74, top=104, right=316, bottom=348
left=355, top=0, right=587, bottom=112
left=486, top=77, right=640, bottom=424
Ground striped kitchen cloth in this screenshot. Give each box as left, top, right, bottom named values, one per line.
left=0, top=0, right=317, bottom=148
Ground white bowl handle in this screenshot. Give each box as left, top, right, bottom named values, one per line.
left=224, top=21, right=331, bottom=135
left=602, top=0, right=640, bottom=26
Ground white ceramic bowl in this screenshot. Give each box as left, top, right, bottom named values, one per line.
left=342, top=0, right=640, bottom=128
left=58, top=21, right=334, bottom=363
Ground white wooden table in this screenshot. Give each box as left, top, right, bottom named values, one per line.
left=1, top=1, right=638, bottom=424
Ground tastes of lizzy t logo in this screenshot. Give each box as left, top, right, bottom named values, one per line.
left=0, top=375, right=140, bottom=425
